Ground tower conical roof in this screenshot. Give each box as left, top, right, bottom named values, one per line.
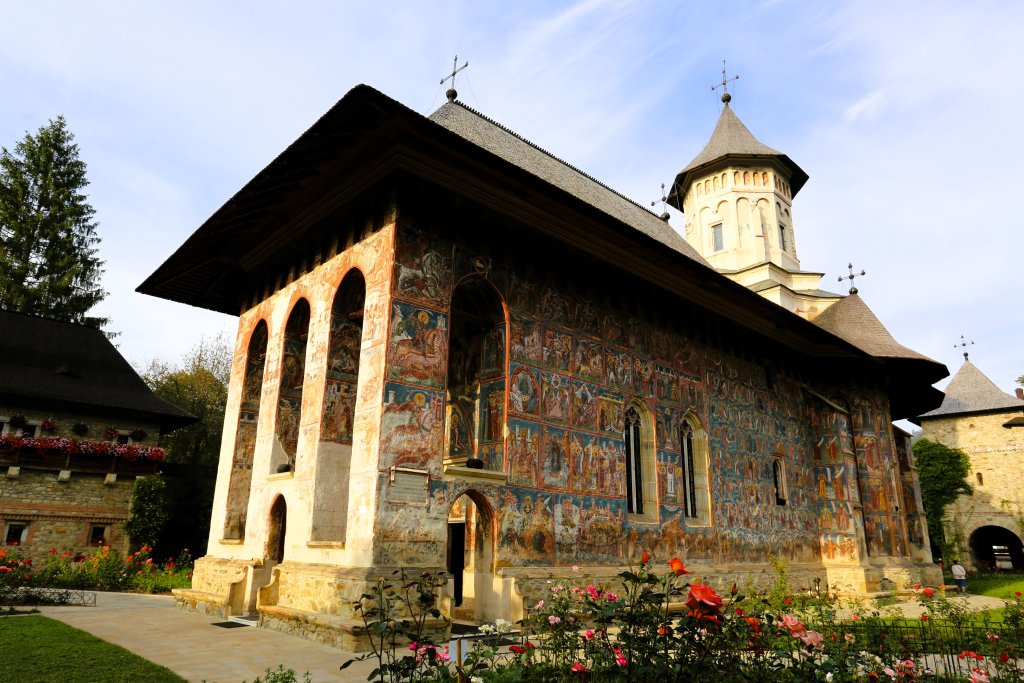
left=668, top=104, right=808, bottom=210
left=918, top=360, right=1024, bottom=419
left=812, top=292, right=936, bottom=364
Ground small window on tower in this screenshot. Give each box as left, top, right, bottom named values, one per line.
left=712, top=223, right=724, bottom=252
left=778, top=224, right=787, bottom=251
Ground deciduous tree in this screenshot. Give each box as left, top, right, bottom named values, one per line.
left=914, top=438, right=972, bottom=556
left=141, top=333, right=231, bottom=557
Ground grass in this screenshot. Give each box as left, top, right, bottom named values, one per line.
left=963, top=573, right=1024, bottom=599
left=0, top=615, right=185, bottom=683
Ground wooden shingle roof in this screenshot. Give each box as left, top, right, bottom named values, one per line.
left=0, top=310, right=195, bottom=433
left=918, top=360, right=1024, bottom=419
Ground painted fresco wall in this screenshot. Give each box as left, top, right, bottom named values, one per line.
left=371, top=223, right=917, bottom=572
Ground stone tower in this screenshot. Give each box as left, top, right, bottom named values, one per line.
left=668, top=96, right=840, bottom=319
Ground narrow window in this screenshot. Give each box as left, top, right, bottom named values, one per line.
left=773, top=457, right=787, bottom=506
left=976, top=472, right=984, bottom=486
left=624, top=407, right=643, bottom=514
left=681, top=424, right=697, bottom=518
left=778, top=224, right=787, bottom=251
left=712, top=223, right=724, bottom=252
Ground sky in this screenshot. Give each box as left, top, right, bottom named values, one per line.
left=2, top=0, right=1021, bottom=405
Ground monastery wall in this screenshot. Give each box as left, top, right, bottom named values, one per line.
left=921, top=411, right=1024, bottom=568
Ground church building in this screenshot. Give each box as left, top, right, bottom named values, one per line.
left=140, top=84, right=946, bottom=649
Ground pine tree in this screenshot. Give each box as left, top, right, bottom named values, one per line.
left=0, top=116, right=108, bottom=329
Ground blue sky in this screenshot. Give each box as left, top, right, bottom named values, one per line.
left=2, top=0, right=1021, bottom=404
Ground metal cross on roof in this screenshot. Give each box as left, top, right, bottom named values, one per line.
left=838, top=263, right=866, bottom=294
left=954, top=335, right=975, bottom=361
left=711, top=60, right=740, bottom=104
left=650, top=182, right=670, bottom=221
left=441, top=55, right=469, bottom=102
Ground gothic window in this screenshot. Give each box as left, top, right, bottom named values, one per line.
left=773, top=457, right=788, bottom=506
left=712, top=223, right=724, bottom=252
left=625, top=406, right=643, bottom=514
left=679, top=417, right=711, bottom=525
left=778, top=224, right=787, bottom=251
left=446, top=277, right=506, bottom=471
left=273, top=299, right=311, bottom=473
left=223, top=320, right=268, bottom=540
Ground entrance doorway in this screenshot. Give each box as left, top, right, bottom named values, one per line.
left=969, top=525, right=1023, bottom=570
left=446, top=491, right=496, bottom=621
left=267, top=496, right=287, bottom=563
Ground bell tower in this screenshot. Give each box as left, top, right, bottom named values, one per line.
left=668, top=90, right=840, bottom=319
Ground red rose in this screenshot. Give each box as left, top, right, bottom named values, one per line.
left=669, top=557, right=691, bottom=575
left=641, top=550, right=649, bottom=565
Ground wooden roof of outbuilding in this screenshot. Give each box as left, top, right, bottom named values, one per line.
left=0, top=310, right=195, bottom=433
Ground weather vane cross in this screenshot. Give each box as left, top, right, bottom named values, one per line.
left=441, top=55, right=469, bottom=102
left=651, top=182, right=670, bottom=220
left=838, top=263, right=866, bottom=294
left=711, top=59, right=739, bottom=104
left=954, top=335, right=974, bottom=360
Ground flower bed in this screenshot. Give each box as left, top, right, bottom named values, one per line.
left=0, top=434, right=165, bottom=462
left=345, top=555, right=1024, bottom=682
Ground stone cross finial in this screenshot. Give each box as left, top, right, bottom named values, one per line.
left=441, top=55, right=469, bottom=102
left=954, top=335, right=974, bottom=361
left=711, top=60, right=740, bottom=104
left=838, top=263, right=866, bottom=294
left=650, top=182, right=670, bottom=221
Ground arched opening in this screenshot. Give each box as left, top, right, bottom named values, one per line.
left=311, top=271, right=365, bottom=542
left=223, top=321, right=268, bottom=540
left=624, top=401, right=656, bottom=521
left=273, top=299, right=311, bottom=473
left=447, top=490, right=497, bottom=621
left=267, top=496, right=288, bottom=564
left=969, top=525, right=1024, bottom=570
left=679, top=414, right=711, bottom=525
left=446, top=277, right=507, bottom=471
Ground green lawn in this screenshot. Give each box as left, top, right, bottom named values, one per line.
left=0, top=615, right=185, bottom=683
left=963, top=573, right=1024, bottom=599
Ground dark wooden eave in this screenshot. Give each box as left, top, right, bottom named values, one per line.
left=138, top=85, right=945, bottom=413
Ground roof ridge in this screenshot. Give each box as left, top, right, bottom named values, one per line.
left=447, top=100, right=663, bottom=220
left=0, top=307, right=104, bottom=331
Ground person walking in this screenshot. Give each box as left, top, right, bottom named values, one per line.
left=951, top=560, right=967, bottom=594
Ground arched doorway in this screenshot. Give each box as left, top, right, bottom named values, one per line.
left=446, top=490, right=496, bottom=622
left=969, top=525, right=1024, bottom=571
left=267, top=496, right=288, bottom=564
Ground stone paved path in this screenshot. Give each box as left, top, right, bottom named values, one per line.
left=38, top=592, right=376, bottom=683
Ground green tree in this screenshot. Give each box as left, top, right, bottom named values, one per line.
left=914, top=438, right=973, bottom=555
left=124, top=475, right=169, bottom=550
left=141, top=333, right=231, bottom=557
left=0, top=116, right=108, bottom=328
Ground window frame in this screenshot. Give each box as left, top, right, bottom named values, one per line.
left=711, top=223, right=724, bottom=252
left=4, top=521, right=29, bottom=546
left=772, top=456, right=788, bottom=506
